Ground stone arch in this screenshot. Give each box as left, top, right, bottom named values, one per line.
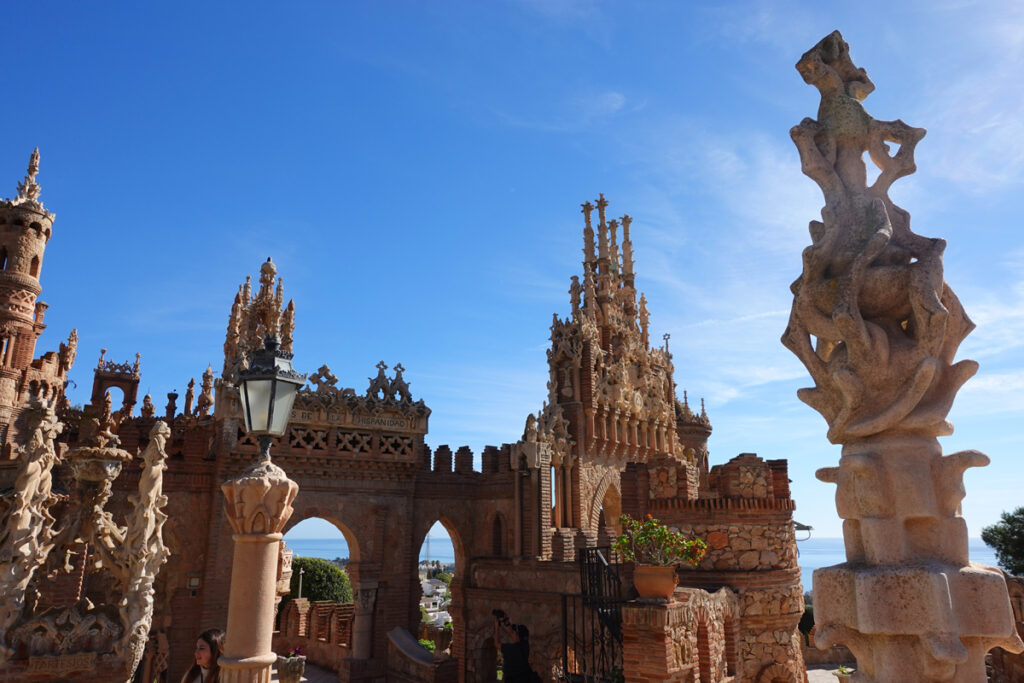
left=412, top=515, right=468, bottom=579
left=90, top=372, right=139, bottom=415
left=695, top=614, right=712, bottom=683
left=282, top=509, right=363, bottom=563
left=757, top=662, right=799, bottom=683
left=588, top=470, right=621, bottom=535
left=413, top=515, right=469, bottom=668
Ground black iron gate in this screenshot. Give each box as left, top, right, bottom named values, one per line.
left=561, top=547, right=624, bottom=682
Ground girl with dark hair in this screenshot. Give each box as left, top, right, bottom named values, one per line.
left=181, top=628, right=224, bottom=683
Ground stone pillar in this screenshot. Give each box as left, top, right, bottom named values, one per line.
left=621, top=597, right=690, bottom=683
left=351, top=582, right=378, bottom=659
left=217, top=459, right=298, bottom=683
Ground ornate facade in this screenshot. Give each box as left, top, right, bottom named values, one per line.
left=0, top=155, right=809, bottom=683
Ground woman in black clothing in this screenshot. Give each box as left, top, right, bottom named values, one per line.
left=493, top=613, right=538, bottom=682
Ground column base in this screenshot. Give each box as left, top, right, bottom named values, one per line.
left=217, top=652, right=278, bottom=683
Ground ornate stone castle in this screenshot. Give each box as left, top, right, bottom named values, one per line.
left=0, top=153, right=806, bottom=682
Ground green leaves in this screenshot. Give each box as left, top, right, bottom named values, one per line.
left=288, top=556, right=353, bottom=603
left=982, top=507, right=1024, bottom=576
left=612, top=514, right=707, bottom=567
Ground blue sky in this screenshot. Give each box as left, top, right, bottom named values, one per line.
left=2, top=1, right=1022, bottom=539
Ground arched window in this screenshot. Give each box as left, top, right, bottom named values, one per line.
left=30, top=255, right=40, bottom=277
left=0, top=247, right=7, bottom=270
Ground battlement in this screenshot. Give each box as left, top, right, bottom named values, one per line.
left=419, top=443, right=515, bottom=477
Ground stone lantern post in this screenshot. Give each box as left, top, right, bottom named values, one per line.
left=217, top=458, right=299, bottom=682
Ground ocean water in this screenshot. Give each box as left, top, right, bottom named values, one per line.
left=283, top=536, right=1000, bottom=590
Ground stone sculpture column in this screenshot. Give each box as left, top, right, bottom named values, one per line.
left=782, top=32, right=1023, bottom=682
left=351, top=582, right=378, bottom=659
left=218, top=459, right=298, bottom=683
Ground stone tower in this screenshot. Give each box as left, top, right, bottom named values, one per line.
left=0, top=150, right=77, bottom=454
left=536, top=195, right=701, bottom=552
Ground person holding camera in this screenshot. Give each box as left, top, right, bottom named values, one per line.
left=492, top=610, right=539, bottom=683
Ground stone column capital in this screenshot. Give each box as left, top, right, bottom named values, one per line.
left=221, top=459, right=298, bottom=535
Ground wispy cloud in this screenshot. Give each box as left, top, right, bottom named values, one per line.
left=916, top=3, right=1024, bottom=192
left=494, top=88, right=631, bottom=132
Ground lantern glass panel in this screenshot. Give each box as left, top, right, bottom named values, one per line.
left=241, top=378, right=273, bottom=433
left=269, top=381, right=299, bottom=435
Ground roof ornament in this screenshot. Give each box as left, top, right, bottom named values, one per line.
left=15, top=148, right=41, bottom=205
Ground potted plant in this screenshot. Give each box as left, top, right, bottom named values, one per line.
left=834, top=664, right=854, bottom=683
left=613, top=514, right=707, bottom=599
left=277, top=646, right=307, bottom=683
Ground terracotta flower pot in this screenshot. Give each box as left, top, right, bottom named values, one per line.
left=633, top=565, right=677, bottom=599
left=277, top=655, right=307, bottom=683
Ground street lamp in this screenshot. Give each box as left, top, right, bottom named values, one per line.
left=238, top=336, right=306, bottom=462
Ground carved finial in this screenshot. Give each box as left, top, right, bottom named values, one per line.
left=15, top=148, right=42, bottom=204
left=183, top=378, right=195, bottom=417
left=621, top=215, right=634, bottom=278
left=683, top=390, right=689, bottom=407
left=133, top=353, right=141, bottom=374
left=638, top=293, right=650, bottom=347
left=165, top=391, right=178, bottom=421
left=280, top=299, right=295, bottom=353
left=608, top=219, right=620, bottom=274
left=367, top=361, right=390, bottom=399
left=596, top=195, right=609, bottom=261
left=663, top=332, right=670, bottom=353
left=569, top=275, right=581, bottom=314
left=583, top=263, right=597, bottom=315
left=97, top=348, right=107, bottom=371
left=581, top=200, right=596, bottom=264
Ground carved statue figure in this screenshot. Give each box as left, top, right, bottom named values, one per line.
left=196, top=365, right=214, bottom=417
left=783, top=31, right=1022, bottom=681
left=117, top=421, right=171, bottom=676
left=0, top=403, right=63, bottom=661
left=141, top=394, right=155, bottom=419
left=183, top=378, right=195, bottom=417
left=59, top=328, right=78, bottom=373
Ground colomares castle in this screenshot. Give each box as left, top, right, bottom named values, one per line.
left=0, top=30, right=1022, bottom=683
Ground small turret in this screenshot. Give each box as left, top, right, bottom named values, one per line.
left=0, top=150, right=74, bottom=451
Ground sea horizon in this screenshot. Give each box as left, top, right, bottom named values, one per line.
left=284, top=535, right=1001, bottom=591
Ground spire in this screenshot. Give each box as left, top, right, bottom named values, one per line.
left=583, top=263, right=597, bottom=316
left=608, top=219, right=620, bottom=275
left=621, top=214, right=634, bottom=279
left=639, top=293, right=650, bottom=348
left=15, top=148, right=41, bottom=204
left=581, top=201, right=596, bottom=266
left=242, top=275, right=252, bottom=303
left=596, top=194, right=609, bottom=262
